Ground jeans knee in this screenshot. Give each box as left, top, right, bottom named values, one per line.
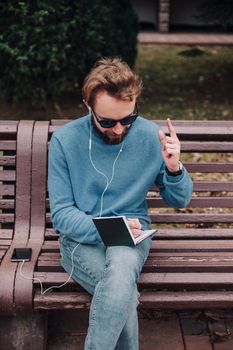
left=105, top=247, right=143, bottom=285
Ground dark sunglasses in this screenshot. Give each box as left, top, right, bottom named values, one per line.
left=91, top=106, right=138, bottom=129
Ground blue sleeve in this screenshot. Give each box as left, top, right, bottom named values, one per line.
left=48, top=135, right=101, bottom=244
left=155, top=162, right=193, bottom=208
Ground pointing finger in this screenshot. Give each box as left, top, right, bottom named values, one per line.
left=167, top=118, right=178, bottom=139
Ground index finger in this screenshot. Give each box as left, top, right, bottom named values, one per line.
left=167, top=118, right=178, bottom=139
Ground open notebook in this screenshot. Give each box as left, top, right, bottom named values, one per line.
left=93, top=216, right=156, bottom=246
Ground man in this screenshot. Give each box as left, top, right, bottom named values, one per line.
left=48, top=57, right=193, bottom=350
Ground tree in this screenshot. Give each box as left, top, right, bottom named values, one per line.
left=0, top=1, right=138, bottom=105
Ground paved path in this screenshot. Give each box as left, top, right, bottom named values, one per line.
left=47, top=309, right=233, bottom=349
left=138, top=32, right=233, bottom=45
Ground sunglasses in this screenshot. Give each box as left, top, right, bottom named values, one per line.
left=91, top=106, right=138, bottom=129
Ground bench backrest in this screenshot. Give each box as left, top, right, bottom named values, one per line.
left=47, top=120, right=233, bottom=233
left=151, top=120, right=233, bottom=231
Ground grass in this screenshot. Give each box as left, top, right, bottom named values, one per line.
left=0, top=44, right=233, bottom=120
left=135, top=45, right=233, bottom=120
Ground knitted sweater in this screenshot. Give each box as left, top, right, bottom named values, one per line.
left=48, top=115, right=193, bottom=244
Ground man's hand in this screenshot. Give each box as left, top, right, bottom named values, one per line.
left=158, top=118, right=181, bottom=172
left=127, top=218, right=141, bottom=238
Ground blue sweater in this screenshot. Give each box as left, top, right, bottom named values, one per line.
left=48, top=115, right=193, bottom=244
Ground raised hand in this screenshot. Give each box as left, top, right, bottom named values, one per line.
left=158, top=118, right=181, bottom=172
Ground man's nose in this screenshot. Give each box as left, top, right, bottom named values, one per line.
left=112, top=122, right=125, bottom=135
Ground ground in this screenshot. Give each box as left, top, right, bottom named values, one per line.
left=0, top=44, right=233, bottom=121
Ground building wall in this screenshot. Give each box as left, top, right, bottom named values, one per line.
left=132, top=0, right=158, bottom=28
left=131, top=0, right=210, bottom=31
left=170, top=0, right=204, bottom=26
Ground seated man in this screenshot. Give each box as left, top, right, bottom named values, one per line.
left=48, top=57, right=193, bottom=350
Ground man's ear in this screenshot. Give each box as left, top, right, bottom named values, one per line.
left=83, top=99, right=91, bottom=113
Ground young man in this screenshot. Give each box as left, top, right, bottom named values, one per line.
left=48, top=58, right=193, bottom=350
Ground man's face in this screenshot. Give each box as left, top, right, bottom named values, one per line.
left=91, top=91, right=137, bottom=144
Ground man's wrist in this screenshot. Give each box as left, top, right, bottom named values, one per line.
left=165, top=161, right=183, bottom=176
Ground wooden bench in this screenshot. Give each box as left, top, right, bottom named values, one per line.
left=0, top=119, right=233, bottom=349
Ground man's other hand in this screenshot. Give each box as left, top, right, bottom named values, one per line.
left=158, top=118, right=181, bottom=172
left=127, top=218, right=142, bottom=238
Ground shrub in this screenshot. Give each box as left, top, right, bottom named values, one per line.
left=0, top=1, right=138, bottom=105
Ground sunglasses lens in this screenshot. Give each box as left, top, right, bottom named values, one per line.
left=120, top=115, right=137, bottom=125
left=99, top=120, right=116, bottom=128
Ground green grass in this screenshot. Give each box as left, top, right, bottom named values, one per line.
left=0, top=44, right=233, bottom=120
left=135, top=45, right=233, bottom=120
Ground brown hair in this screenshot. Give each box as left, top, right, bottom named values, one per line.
left=82, top=57, right=142, bottom=108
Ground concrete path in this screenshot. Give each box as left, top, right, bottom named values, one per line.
left=138, top=32, right=233, bottom=45
left=47, top=309, right=233, bottom=349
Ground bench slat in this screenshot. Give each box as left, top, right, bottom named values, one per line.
left=155, top=228, right=233, bottom=238
left=36, top=255, right=233, bottom=273
left=45, top=212, right=233, bottom=225
left=0, top=184, right=15, bottom=196
left=0, top=213, right=14, bottom=223
left=0, top=199, right=15, bottom=209
left=39, top=251, right=233, bottom=259
left=0, top=140, right=17, bottom=150
left=150, top=240, right=233, bottom=251
left=0, top=170, right=15, bottom=181
left=0, top=239, right=12, bottom=246
left=0, top=156, right=16, bottom=166
left=33, top=271, right=233, bottom=289
left=40, top=239, right=233, bottom=252
left=140, top=291, right=233, bottom=309
left=44, top=228, right=233, bottom=239
left=0, top=229, right=13, bottom=239
left=181, top=142, right=233, bottom=152
left=50, top=120, right=233, bottom=138
left=185, top=163, right=233, bottom=173
left=150, top=213, right=233, bottom=223
left=148, top=197, right=233, bottom=208
left=0, top=125, right=17, bottom=136
left=34, top=290, right=91, bottom=310
left=140, top=272, right=233, bottom=289
left=34, top=290, right=233, bottom=310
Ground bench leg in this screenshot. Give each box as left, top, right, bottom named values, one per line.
left=0, top=311, right=48, bottom=350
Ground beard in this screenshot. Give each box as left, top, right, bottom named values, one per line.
left=91, top=117, right=130, bottom=144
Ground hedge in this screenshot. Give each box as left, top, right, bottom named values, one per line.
left=0, top=1, right=138, bottom=105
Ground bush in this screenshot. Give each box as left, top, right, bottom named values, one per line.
left=0, top=1, right=138, bottom=105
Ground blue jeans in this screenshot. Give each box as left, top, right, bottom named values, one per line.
left=59, top=224, right=152, bottom=350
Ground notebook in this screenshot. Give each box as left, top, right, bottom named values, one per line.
left=93, top=216, right=156, bottom=246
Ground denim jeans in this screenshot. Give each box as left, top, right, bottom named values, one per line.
left=59, top=222, right=152, bottom=350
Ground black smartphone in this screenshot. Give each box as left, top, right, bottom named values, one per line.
left=11, top=248, right=32, bottom=262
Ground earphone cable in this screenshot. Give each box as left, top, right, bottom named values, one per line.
left=89, top=124, right=124, bottom=217
left=19, top=239, right=82, bottom=295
